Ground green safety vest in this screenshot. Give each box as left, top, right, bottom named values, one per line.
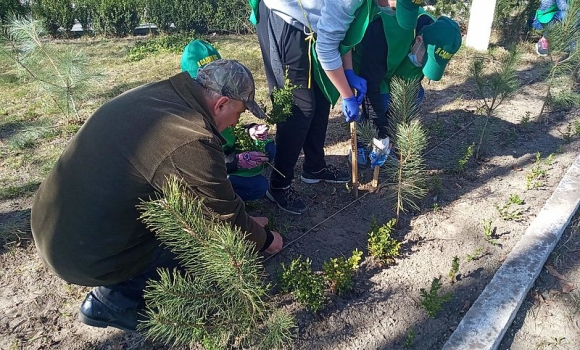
left=535, top=0, right=569, bottom=24
left=353, top=9, right=433, bottom=94
left=248, top=0, right=377, bottom=106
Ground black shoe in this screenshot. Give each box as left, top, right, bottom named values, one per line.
left=78, top=292, right=141, bottom=332
left=301, top=164, right=350, bottom=184
left=266, top=185, right=307, bottom=215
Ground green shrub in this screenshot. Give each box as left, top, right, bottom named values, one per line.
left=279, top=257, right=326, bottom=312
left=322, top=249, right=362, bottom=295
left=1, top=0, right=30, bottom=22
left=127, top=33, right=192, bottom=61
left=93, top=0, right=141, bottom=37
left=29, top=0, right=74, bottom=36
left=367, top=218, right=402, bottom=265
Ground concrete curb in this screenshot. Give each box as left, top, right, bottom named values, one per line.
left=442, top=154, right=580, bottom=350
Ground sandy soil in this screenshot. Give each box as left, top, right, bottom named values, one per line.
left=1, top=48, right=579, bottom=350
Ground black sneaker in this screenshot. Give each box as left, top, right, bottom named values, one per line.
left=266, top=185, right=307, bottom=215
left=301, top=164, right=350, bottom=184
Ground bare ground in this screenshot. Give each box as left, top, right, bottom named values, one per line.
left=1, top=42, right=579, bottom=350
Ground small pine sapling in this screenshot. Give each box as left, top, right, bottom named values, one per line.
left=420, top=276, right=452, bottom=318
left=137, top=177, right=294, bottom=349
left=482, top=218, right=498, bottom=245
left=405, top=328, right=415, bottom=349
left=279, top=256, right=326, bottom=312
left=367, top=218, right=401, bottom=265
left=322, top=249, right=363, bottom=295
left=449, top=256, right=460, bottom=283
left=466, top=247, right=483, bottom=262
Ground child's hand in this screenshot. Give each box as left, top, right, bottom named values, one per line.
left=249, top=124, right=269, bottom=141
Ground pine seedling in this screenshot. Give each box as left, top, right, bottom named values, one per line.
left=509, top=193, right=524, bottom=205
left=279, top=256, right=326, bottom=312
left=483, top=219, right=498, bottom=246
left=495, top=196, right=525, bottom=221
left=367, top=218, right=401, bottom=265
left=449, top=256, right=460, bottom=283
left=538, top=0, right=580, bottom=121
left=420, top=276, right=452, bottom=318
left=0, top=16, right=101, bottom=121
left=137, top=177, right=293, bottom=349
left=322, top=249, right=363, bottom=295
left=470, top=47, right=519, bottom=159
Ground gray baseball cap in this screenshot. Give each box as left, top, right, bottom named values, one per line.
left=196, top=59, right=266, bottom=120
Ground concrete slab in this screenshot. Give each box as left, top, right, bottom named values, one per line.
left=442, top=154, right=580, bottom=350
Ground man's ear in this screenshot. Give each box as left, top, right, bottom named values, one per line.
left=213, top=96, right=230, bottom=116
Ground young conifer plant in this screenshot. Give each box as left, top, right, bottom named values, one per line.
left=138, top=177, right=294, bottom=349
left=0, top=16, right=100, bottom=121
left=384, top=77, right=428, bottom=221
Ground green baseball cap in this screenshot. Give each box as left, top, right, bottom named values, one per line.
left=197, top=59, right=266, bottom=120
left=181, top=40, right=222, bottom=78
left=396, top=0, right=427, bottom=30
left=420, top=16, right=462, bottom=81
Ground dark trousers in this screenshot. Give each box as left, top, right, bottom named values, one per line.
left=256, top=1, right=330, bottom=188
left=92, top=244, right=181, bottom=313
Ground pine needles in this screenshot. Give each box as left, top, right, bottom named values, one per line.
left=138, top=177, right=294, bottom=349
left=385, top=77, right=428, bottom=221
left=0, top=15, right=100, bottom=121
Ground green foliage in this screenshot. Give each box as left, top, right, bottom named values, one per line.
left=456, top=142, right=474, bottom=173
left=495, top=195, right=525, bottom=221
left=538, top=0, right=580, bottom=120
left=279, top=256, right=326, bottom=312
left=267, top=73, right=298, bottom=125
left=143, top=0, right=253, bottom=34
left=420, top=276, right=452, bottom=318
left=471, top=47, right=519, bottom=158
left=0, top=0, right=29, bottom=22
left=138, top=177, right=294, bottom=349
left=367, top=218, right=401, bottom=265
left=405, top=328, right=415, bottom=349
left=322, top=249, right=362, bottom=295
left=127, top=34, right=193, bottom=61
left=29, top=0, right=74, bottom=36
left=93, top=0, right=141, bottom=37
left=526, top=152, right=550, bottom=190
left=1, top=16, right=101, bottom=121
left=432, top=0, right=471, bottom=30
left=449, top=256, right=460, bottom=283
left=466, top=247, right=483, bottom=262
left=0, top=181, right=40, bottom=200
left=493, top=0, right=539, bottom=45
left=8, top=123, right=58, bottom=150
left=386, top=77, right=428, bottom=221
left=232, top=123, right=269, bottom=153
left=559, top=120, right=580, bottom=142
left=482, top=219, right=496, bottom=245
left=509, top=193, right=524, bottom=205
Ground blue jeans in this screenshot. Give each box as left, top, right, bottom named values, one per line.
left=229, top=141, right=276, bottom=201
left=532, top=0, right=570, bottom=31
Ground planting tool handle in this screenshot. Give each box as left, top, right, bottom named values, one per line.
left=371, top=166, right=380, bottom=189
left=350, top=121, right=358, bottom=198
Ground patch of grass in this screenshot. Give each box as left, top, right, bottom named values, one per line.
left=8, top=124, right=59, bottom=150
left=0, top=181, right=41, bottom=200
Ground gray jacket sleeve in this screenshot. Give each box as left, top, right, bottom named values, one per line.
left=316, top=0, right=365, bottom=71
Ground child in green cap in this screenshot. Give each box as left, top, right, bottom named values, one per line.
left=181, top=39, right=276, bottom=201
left=351, top=3, right=461, bottom=167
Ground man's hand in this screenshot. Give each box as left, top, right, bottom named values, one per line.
left=342, top=96, right=360, bottom=122
left=248, top=124, right=269, bottom=141
left=344, top=69, right=367, bottom=104
left=251, top=216, right=268, bottom=227
left=265, top=230, right=283, bottom=254
left=237, top=151, right=269, bottom=168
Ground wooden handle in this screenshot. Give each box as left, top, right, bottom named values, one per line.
left=371, top=166, right=380, bottom=188
left=350, top=122, right=358, bottom=198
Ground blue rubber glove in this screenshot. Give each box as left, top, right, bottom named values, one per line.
left=344, top=69, right=367, bottom=105
left=369, top=150, right=387, bottom=168
left=342, top=95, right=359, bottom=122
